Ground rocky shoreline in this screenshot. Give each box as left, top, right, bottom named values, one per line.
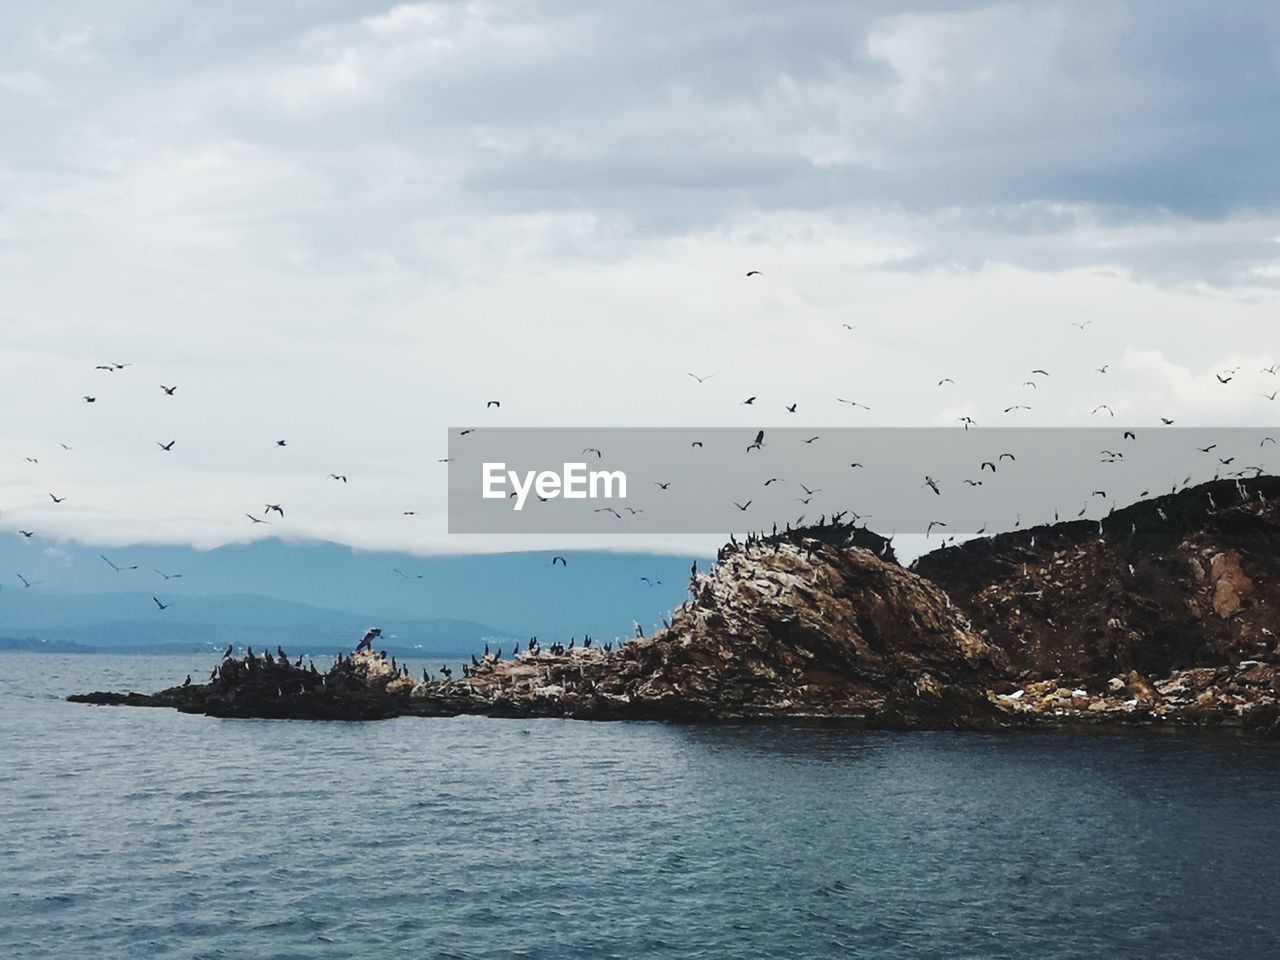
left=69, top=477, right=1280, bottom=736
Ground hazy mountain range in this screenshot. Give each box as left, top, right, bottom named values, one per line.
left=0, top=535, right=701, bottom=654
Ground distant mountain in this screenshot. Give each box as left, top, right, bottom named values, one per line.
left=0, top=591, right=512, bottom=656
left=0, top=635, right=96, bottom=654
left=0, top=536, right=703, bottom=641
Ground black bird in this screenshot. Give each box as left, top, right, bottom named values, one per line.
left=182, top=674, right=191, bottom=686
left=245, top=513, right=268, bottom=524
left=927, top=521, right=947, bottom=537
left=740, top=396, right=757, bottom=406
left=1123, top=431, right=1136, bottom=440
left=733, top=500, right=752, bottom=511
left=799, top=483, right=821, bottom=496
left=552, top=556, right=567, bottom=566
left=153, top=597, right=169, bottom=610
left=277, top=646, right=288, bottom=660
left=100, top=554, right=138, bottom=572
left=157, top=440, right=175, bottom=451
left=688, top=373, right=714, bottom=383
left=83, top=396, right=96, bottom=403
left=803, top=435, right=819, bottom=444
left=594, top=507, right=621, bottom=518
left=160, top=385, right=177, bottom=395
left=837, top=398, right=871, bottom=410
left=17, top=574, right=39, bottom=588
left=276, top=439, right=287, bottom=447
left=486, top=400, right=501, bottom=408
left=583, top=447, right=602, bottom=458
left=938, top=378, right=954, bottom=386
left=654, top=482, right=671, bottom=490
left=18, top=531, right=34, bottom=539
left=999, top=453, right=1016, bottom=462
left=745, top=270, right=762, bottom=277
left=786, top=404, right=798, bottom=413
left=747, top=430, right=764, bottom=452
left=329, top=474, right=348, bottom=482
left=1161, top=418, right=1175, bottom=425
left=265, top=503, right=284, bottom=518
left=1217, top=374, right=1233, bottom=384
left=924, top=476, right=941, bottom=495
left=1197, top=444, right=1217, bottom=453
left=764, top=477, right=783, bottom=485
left=49, top=494, right=67, bottom=503
left=980, top=461, right=996, bottom=472
left=223, top=644, right=233, bottom=659
left=155, top=571, right=181, bottom=582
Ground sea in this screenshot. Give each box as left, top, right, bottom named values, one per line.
left=2, top=652, right=1279, bottom=959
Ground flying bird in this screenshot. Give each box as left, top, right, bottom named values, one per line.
left=1217, top=374, right=1233, bottom=384
left=153, top=597, right=169, bottom=611
left=1092, top=405, right=1114, bottom=417
left=654, top=481, right=671, bottom=490
left=100, top=554, right=138, bottom=573
left=837, top=399, right=871, bottom=410
left=733, top=500, right=752, bottom=511
left=747, top=430, right=765, bottom=452
left=786, top=404, right=798, bottom=413
left=18, top=530, right=34, bottom=538
left=83, top=396, right=96, bottom=403
left=16, top=574, right=38, bottom=589
left=924, top=476, right=941, bottom=495
left=740, top=396, right=757, bottom=405
left=245, top=513, right=269, bottom=524
left=486, top=400, right=501, bottom=408
left=927, top=521, right=948, bottom=537
left=265, top=503, right=284, bottom=518
left=49, top=494, right=66, bottom=503
left=688, top=373, right=714, bottom=383
left=552, top=556, right=567, bottom=566
left=157, top=440, right=175, bottom=451
left=329, top=474, right=348, bottom=482
left=938, top=378, right=954, bottom=386
left=276, top=439, right=287, bottom=447
left=155, top=570, right=183, bottom=580
left=583, top=447, right=602, bottom=458
left=745, top=270, right=762, bottom=277
left=160, top=385, right=177, bottom=396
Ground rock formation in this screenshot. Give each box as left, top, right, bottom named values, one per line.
left=70, top=478, right=1280, bottom=736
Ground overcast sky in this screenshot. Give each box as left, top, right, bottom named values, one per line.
left=3, top=1, right=1280, bottom=556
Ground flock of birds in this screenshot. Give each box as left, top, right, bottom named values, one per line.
left=5, top=271, right=1278, bottom=640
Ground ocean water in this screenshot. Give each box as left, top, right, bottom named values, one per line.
left=2, top=653, right=1279, bottom=959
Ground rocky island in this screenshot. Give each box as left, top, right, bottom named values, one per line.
left=70, top=476, right=1280, bottom=736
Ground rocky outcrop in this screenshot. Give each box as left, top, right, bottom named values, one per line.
left=70, top=478, right=1280, bottom=735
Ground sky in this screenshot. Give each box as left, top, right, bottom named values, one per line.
left=2, top=0, right=1280, bottom=562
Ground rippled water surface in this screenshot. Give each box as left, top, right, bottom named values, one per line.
left=3, top=653, right=1280, bottom=959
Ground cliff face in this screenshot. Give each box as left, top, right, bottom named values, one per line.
left=913, top=476, right=1280, bottom=733
left=70, top=478, right=1280, bottom=735
left=457, top=534, right=1006, bottom=727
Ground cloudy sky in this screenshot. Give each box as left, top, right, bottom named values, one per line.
left=3, top=1, right=1280, bottom=557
